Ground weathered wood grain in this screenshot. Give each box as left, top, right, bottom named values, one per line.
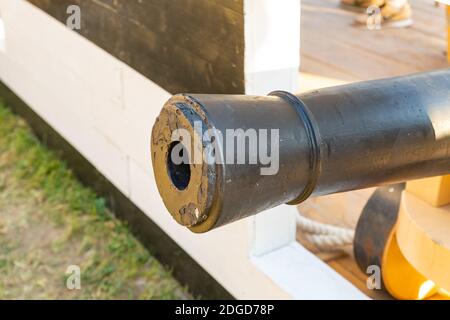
left=28, top=0, right=245, bottom=94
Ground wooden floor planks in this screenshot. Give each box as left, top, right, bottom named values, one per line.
left=300, top=0, right=447, bottom=82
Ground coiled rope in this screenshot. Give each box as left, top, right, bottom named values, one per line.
left=296, top=212, right=355, bottom=255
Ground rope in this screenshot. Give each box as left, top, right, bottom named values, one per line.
left=296, top=212, right=355, bottom=254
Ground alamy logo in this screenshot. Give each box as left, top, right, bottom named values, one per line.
left=170, top=121, right=280, bottom=175
left=66, top=5, right=81, bottom=30
left=366, top=5, right=382, bottom=30
left=366, top=265, right=381, bottom=290
left=66, top=265, right=81, bottom=290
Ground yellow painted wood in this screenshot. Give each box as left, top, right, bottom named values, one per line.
left=406, top=175, right=450, bottom=207
left=382, top=232, right=439, bottom=300
left=396, top=191, right=450, bottom=292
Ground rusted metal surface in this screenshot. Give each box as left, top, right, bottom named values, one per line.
left=151, top=69, right=450, bottom=232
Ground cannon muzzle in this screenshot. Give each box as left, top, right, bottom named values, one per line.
left=151, top=69, right=450, bottom=233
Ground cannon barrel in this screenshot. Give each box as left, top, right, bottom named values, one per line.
left=151, top=69, right=450, bottom=233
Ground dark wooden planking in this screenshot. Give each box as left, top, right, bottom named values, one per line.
left=216, top=0, right=243, bottom=13
left=28, top=0, right=245, bottom=94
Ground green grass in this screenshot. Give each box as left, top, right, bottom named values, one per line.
left=0, top=101, right=190, bottom=299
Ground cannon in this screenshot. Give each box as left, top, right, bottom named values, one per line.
left=151, top=69, right=450, bottom=233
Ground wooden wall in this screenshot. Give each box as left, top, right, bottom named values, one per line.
left=28, top=0, right=245, bottom=94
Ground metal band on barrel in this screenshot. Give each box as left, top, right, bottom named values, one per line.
left=269, top=90, right=321, bottom=204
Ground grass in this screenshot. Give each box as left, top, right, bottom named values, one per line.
left=0, top=101, right=190, bottom=299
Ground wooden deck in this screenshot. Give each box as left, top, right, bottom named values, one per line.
left=296, top=0, right=448, bottom=299
left=300, top=0, right=448, bottom=86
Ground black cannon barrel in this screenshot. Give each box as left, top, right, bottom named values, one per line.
left=151, top=69, right=450, bottom=233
